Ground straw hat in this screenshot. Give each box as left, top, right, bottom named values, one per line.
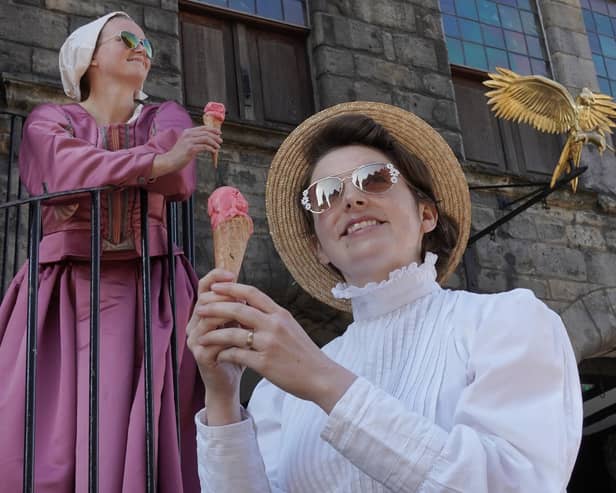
left=266, top=101, right=471, bottom=312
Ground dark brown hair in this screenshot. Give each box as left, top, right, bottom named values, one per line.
left=301, top=113, right=458, bottom=278
left=79, top=77, right=90, bottom=101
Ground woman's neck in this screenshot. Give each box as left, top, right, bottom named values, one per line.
left=340, top=254, right=424, bottom=289
left=80, top=84, right=138, bottom=126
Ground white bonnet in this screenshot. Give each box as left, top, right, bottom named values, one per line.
left=59, top=11, right=148, bottom=101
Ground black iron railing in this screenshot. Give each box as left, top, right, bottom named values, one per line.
left=0, top=187, right=193, bottom=493
left=0, top=110, right=195, bottom=493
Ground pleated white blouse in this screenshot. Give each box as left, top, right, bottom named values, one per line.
left=195, top=253, right=582, bottom=492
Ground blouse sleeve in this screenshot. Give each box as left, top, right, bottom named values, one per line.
left=195, top=378, right=286, bottom=493
left=20, top=104, right=151, bottom=196
left=19, top=102, right=195, bottom=201
left=320, top=289, right=583, bottom=493
left=142, top=100, right=196, bottom=201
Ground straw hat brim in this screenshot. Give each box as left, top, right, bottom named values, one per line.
left=266, top=101, right=471, bottom=312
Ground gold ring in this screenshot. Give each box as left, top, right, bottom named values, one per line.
left=246, top=330, right=254, bottom=350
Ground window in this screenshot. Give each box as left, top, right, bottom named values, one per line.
left=582, top=0, right=616, bottom=96
left=180, top=0, right=314, bottom=127
left=440, top=0, right=550, bottom=76
left=440, top=0, right=560, bottom=179
left=194, top=0, right=307, bottom=25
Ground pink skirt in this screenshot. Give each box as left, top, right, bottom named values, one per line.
left=0, top=256, right=201, bottom=493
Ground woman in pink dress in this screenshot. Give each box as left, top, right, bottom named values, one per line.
left=0, top=11, right=219, bottom=492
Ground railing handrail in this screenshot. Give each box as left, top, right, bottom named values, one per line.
left=0, top=185, right=117, bottom=210
left=0, top=109, right=28, bottom=118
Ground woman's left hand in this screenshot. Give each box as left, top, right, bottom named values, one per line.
left=194, top=282, right=357, bottom=414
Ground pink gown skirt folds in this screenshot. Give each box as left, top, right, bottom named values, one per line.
left=0, top=255, right=201, bottom=493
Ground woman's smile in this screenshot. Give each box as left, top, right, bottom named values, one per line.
left=341, top=217, right=384, bottom=237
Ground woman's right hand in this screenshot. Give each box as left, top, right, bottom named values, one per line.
left=187, top=269, right=244, bottom=424
left=152, top=125, right=222, bottom=178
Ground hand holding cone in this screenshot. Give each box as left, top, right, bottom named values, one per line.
left=203, top=102, right=226, bottom=168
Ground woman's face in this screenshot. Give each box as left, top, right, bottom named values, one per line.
left=89, top=17, right=151, bottom=89
left=311, top=145, right=437, bottom=287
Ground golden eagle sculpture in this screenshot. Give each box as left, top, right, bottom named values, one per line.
left=484, top=67, right=616, bottom=192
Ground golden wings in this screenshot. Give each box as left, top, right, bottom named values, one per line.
left=484, top=67, right=616, bottom=192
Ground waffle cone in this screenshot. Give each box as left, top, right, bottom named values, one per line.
left=213, top=216, right=252, bottom=278
left=203, top=114, right=223, bottom=168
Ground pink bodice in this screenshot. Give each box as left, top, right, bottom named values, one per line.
left=19, top=101, right=196, bottom=262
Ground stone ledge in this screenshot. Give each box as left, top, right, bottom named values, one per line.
left=187, top=110, right=290, bottom=151
left=1, top=72, right=69, bottom=114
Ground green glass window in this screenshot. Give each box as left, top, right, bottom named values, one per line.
left=483, top=25, right=506, bottom=48
left=194, top=0, right=306, bottom=25
left=440, top=0, right=550, bottom=75
left=583, top=0, right=616, bottom=96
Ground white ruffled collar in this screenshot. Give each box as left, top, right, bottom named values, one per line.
left=332, top=252, right=441, bottom=321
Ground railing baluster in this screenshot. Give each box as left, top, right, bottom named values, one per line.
left=88, top=190, right=101, bottom=493
left=169, top=202, right=178, bottom=246
left=13, top=181, right=25, bottom=279
left=181, top=197, right=195, bottom=267
left=1, top=115, right=16, bottom=293
left=140, top=190, right=155, bottom=493
left=12, top=117, right=25, bottom=281
left=166, top=205, right=180, bottom=445
left=23, top=199, right=41, bottom=493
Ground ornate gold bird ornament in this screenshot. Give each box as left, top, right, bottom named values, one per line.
left=483, top=67, right=616, bottom=192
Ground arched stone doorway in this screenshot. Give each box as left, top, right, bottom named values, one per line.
left=563, top=289, right=616, bottom=491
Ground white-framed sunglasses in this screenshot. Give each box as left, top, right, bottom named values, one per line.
left=301, top=162, right=402, bottom=214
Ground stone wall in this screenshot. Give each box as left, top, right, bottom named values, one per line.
left=0, top=0, right=615, bottom=360
left=311, top=0, right=464, bottom=157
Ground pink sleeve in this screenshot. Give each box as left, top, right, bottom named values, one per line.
left=143, top=101, right=197, bottom=201
left=19, top=104, right=157, bottom=196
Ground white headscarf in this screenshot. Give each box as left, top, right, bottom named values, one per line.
left=59, top=11, right=148, bottom=101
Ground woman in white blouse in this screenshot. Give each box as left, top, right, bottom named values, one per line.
left=187, top=102, right=582, bottom=492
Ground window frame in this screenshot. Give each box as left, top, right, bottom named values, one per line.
left=180, top=0, right=311, bottom=32
left=581, top=0, right=616, bottom=97
left=179, top=0, right=315, bottom=131
left=440, top=0, right=552, bottom=76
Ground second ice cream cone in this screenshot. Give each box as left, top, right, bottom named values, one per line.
left=203, top=102, right=226, bottom=168
left=203, top=113, right=222, bottom=168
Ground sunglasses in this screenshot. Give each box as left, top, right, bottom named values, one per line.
left=100, top=31, right=153, bottom=59
left=301, top=162, right=402, bottom=214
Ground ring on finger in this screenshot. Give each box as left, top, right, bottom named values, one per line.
left=246, top=329, right=254, bottom=350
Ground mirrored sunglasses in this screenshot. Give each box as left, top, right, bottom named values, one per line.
left=102, top=31, right=153, bottom=58
left=301, top=162, right=401, bottom=214
left=120, top=31, right=153, bottom=58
